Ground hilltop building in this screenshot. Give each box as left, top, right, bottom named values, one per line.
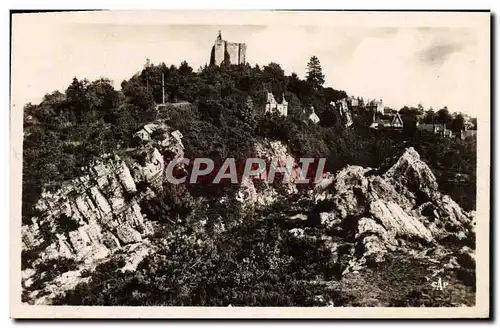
left=308, top=106, right=320, bottom=124
left=370, top=111, right=404, bottom=130
left=265, top=92, right=288, bottom=117
left=210, top=31, right=247, bottom=66
left=366, top=99, right=384, bottom=113
left=383, top=107, right=397, bottom=116
left=348, top=97, right=359, bottom=110
left=417, top=123, right=453, bottom=138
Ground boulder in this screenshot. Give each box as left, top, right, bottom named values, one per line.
left=333, top=165, right=370, bottom=194
left=319, top=212, right=341, bottom=230
left=332, top=189, right=367, bottom=219
left=116, top=225, right=143, bottom=244
left=356, top=217, right=396, bottom=246
left=369, top=200, right=433, bottom=242
left=359, top=235, right=388, bottom=264
left=289, top=228, right=305, bottom=239
left=102, top=231, right=121, bottom=250
left=383, top=147, right=439, bottom=202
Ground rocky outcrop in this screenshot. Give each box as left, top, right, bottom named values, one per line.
left=23, top=127, right=475, bottom=306
left=21, top=121, right=185, bottom=302
left=237, top=140, right=300, bottom=206
left=334, top=99, right=353, bottom=127
left=291, top=147, right=475, bottom=273
left=382, top=147, right=439, bottom=203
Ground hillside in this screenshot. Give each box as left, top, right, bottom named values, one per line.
left=21, top=60, right=477, bottom=306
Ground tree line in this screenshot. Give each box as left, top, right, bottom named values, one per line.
left=22, top=56, right=477, bottom=225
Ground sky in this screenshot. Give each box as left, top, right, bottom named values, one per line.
left=11, top=11, right=489, bottom=116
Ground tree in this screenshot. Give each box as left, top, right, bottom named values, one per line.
left=451, top=114, right=465, bottom=133
left=417, top=103, right=424, bottom=115
left=399, top=106, right=419, bottom=136
left=65, top=78, right=89, bottom=105
left=86, top=78, right=119, bottom=118
left=436, top=107, right=452, bottom=125
left=287, top=72, right=313, bottom=105
left=306, top=56, right=325, bottom=89
left=263, top=63, right=285, bottom=80
left=423, top=109, right=436, bottom=124
left=323, top=87, right=347, bottom=103
left=121, top=80, right=155, bottom=111
left=65, top=77, right=90, bottom=122
left=179, top=61, right=194, bottom=75
left=236, top=96, right=257, bottom=130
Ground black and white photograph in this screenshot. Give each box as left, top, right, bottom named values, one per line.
left=9, top=10, right=490, bottom=318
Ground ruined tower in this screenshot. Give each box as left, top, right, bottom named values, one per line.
left=210, top=31, right=247, bottom=66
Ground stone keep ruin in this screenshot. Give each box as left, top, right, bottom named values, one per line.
left=210, top=31, right=247, bottom=66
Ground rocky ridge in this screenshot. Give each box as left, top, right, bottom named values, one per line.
left=285, top=147, right=475, bottom=283
left=21, top=122, right=476, bottom=305
left=21, top=121, right=185, bottom=303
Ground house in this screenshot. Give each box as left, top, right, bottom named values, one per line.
left=347, top=96, right=359, bottom=111
left=383, top=107, right=397, bottom=116
left=133, top=129, right=151, bottom=143
left=308, top=106, right=320, bottom=124
left=366, top=99, right=384, bottom=113
left=416, top=123, right=453, bottom=137
left=265, top=92, right=288, bottom=117
left=369, top=111, right=404, bottom=130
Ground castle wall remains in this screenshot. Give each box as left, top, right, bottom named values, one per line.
left=213, top=40, right=226, bottom=66
left=210, top=31, right=246, bottom=66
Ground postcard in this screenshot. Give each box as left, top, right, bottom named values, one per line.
left=10, top=10, right=490, bottom=319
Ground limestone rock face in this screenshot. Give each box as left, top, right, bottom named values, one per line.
left=382, top=147, right=439, bottom=202
left=335, top=99, right=353, bottom=127
left=116, top=225, right=143, bottom=244
left=333, top=165, right=370, bottom=195
left=319, top=212, right=341, bottom=230
left=356, top=217, right=396, bottom=246
left=311, top=147, right=474, bottom=273
left=21, top=121, right=185, bottom=289
left=369, top=200, right=433, bottom=242
left=237, top=140, right=300, bottom=206
left=130, top=147, right=165, bottom=190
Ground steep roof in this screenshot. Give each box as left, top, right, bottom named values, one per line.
left=266, top=92, right=276, bottom=103
left=391, top=113, right=403, bottom=126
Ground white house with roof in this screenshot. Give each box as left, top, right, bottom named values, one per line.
left=308, top=106, right=320, bottom=124
left=265, top=92, right=288, bottom=117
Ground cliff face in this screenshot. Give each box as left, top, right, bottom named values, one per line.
left=333, top=99, right=353, bottom=127
left=236, top=140, right=302, bottom=206
left=22, top=121, right=185, bottom=271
